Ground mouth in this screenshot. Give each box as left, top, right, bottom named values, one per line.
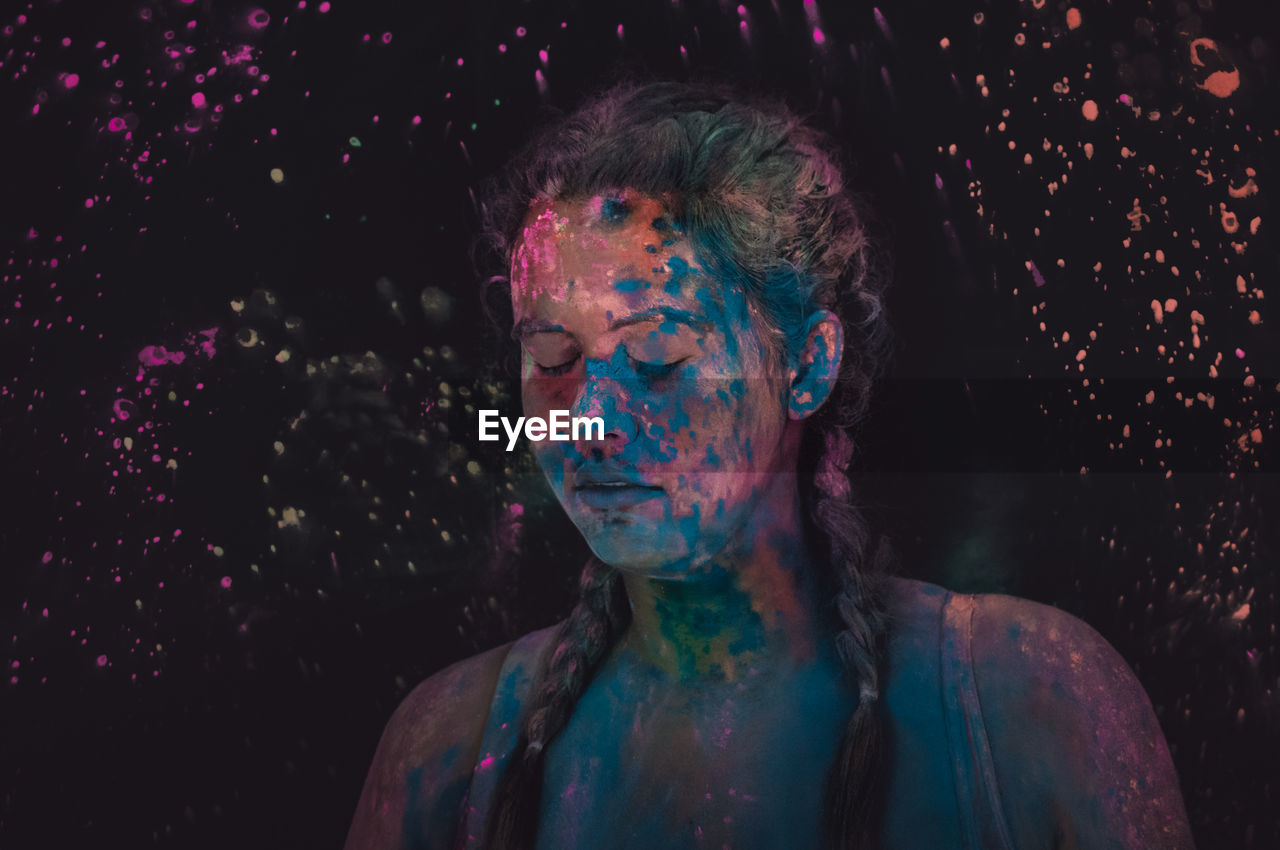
left=573, top=475, right=664, bottom=510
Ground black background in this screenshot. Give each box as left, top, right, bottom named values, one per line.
left=2, top=0, right=1277, bottom=847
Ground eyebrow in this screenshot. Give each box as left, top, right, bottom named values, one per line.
left=511, top=307, right=711, bottom=341
left=608, top=307, right=711, bottom=332
left=510, top=318, right=565, bottom=341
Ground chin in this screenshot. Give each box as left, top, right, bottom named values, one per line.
left=578, top=518, right=694, bottom=576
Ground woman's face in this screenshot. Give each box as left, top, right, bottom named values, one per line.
left=509, top=193, right=799, bottom=577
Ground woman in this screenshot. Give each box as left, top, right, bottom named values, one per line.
left=344, top=81, right=1194, bottom=849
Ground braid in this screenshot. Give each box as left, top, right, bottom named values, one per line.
left=811, top=425, right=894, bottom=850
left=481, top=557, right=629, bottom=850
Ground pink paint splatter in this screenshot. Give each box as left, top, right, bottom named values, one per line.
left=113, top=398, right=137, bottom=420
left=1027, top=260, right=1046, bottom=287
left=223, top=45, right=254, bottom=65
left=138, top=345, right=187, bottom=367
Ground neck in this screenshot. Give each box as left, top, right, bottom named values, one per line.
left=617, top=470, right=836, bottom=686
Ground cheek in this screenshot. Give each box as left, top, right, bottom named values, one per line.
left=642, top=361, right=761, bottom=468
left=521, top=367, right=579, bottom=415
left=649, top=388, right=751, bottom=486
left=652, top=382, right=782, bottom=520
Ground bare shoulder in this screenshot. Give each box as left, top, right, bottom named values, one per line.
left=968, top=592, right=1195, bottom=850
left=343, top=641, right=516, bottom=850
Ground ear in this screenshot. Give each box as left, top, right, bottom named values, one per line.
left=787, top=310, right=844, bottom=421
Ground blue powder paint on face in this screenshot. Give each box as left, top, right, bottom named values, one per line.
left=614, top=278, right=642, bottom=293
left=728, top=379, right=746, bottom=399
left=664, top=255, right=699, bottom=296
left=650, top=216, right=668, bottom=231
left=539, top=446, right=568, bottom=494
left=607, top=344, right=633, bottom=377
left=676, top=500, right=702, bottom=560
left=601, top=197, right=629, bottom=223
left=667, top=399, right=690, bottom=433
left=657, top=319, right=678, bottom=335
left=655, top=439, right=679, bottom=463
left=644, top=244, right=658, bottom=254
left=704, top=443, right=721, bottom=468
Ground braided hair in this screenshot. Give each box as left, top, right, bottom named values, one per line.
left=475, top=79, right=895, bottom=849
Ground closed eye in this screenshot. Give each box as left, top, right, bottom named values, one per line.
left=533, top=355, right=580, bottom=376
left=630, top=356, right=689, bottom=380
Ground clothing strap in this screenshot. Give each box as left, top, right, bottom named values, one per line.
left=455, top=627, right=553, bottom=850
left=940, top=592, right=1018, bottom=850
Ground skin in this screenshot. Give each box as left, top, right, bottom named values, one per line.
left=342, top=643, right=511, bottom=850
left=344, top=191, right=1194, bottom=850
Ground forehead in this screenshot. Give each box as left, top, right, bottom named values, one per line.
left=510, top=193, right=728, bottom=322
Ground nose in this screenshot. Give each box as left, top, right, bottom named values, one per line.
left=572, top=356, right=638, bottom=459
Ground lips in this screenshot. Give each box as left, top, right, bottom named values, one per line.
left=572, top=467, right=663, bottom=509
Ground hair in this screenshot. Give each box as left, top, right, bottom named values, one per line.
left=473, top=79, right=896, bottom=849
